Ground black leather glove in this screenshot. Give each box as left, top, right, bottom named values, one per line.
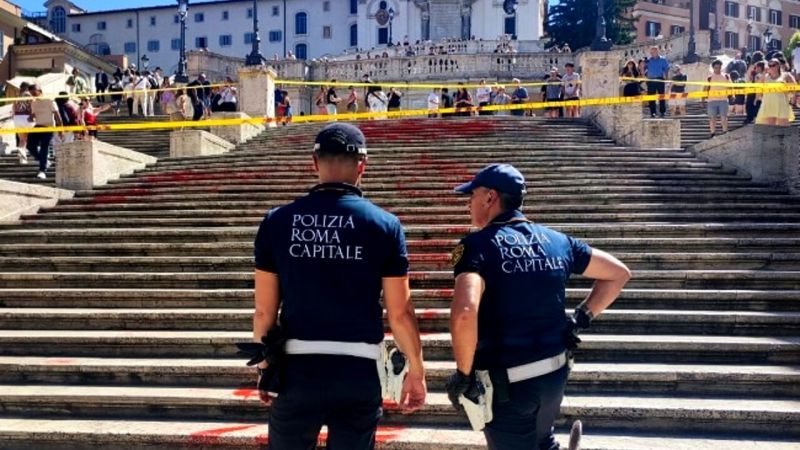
left=564, top=307, right=593, bottom=351
left=445, top=370, right=474, bottom=409
left=235, top=326, right=286, bottom=366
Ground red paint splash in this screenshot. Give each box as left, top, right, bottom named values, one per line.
left=188, top=424, right=260, bottom=445
left=254, top=426, right=405, bottom=446
left=232, top=388, right=259, bottom=400
left=45, top=358, right=75, bottom=365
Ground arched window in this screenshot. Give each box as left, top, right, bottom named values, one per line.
left=51, top=6, right=66, bottom=34
left=379, top=1, right=387, bottom=10
left=295, top=12, right=307, bottom=35
left=295, top=43, right=307, bottom=59
left=350, top=24, right=358, bottom=47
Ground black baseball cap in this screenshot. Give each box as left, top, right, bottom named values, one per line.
left=455, top=163, right=527, bottom=196
left=313, top=123, right=367, bottom=156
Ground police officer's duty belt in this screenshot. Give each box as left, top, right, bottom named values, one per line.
left=284, top=339, right=382, bottom=360
left=506, top=351, right=567, bottom=383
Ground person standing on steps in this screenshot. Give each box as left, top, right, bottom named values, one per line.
left=249, top=123, right=427, bottom=450
left=703, top=59, right=731, bottom=136
left=445, top=163, right=630, bottom=450
left=12, top=81, right=32, bottom=165
left=645, top=46, right=670, bottom=118
left=755, top=59, right=797, bottom=126
left=27, top=84, right=64, bottom=180
left=668, top=65, right=687, bottom=116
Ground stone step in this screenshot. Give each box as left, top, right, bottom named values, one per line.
left=152, top=149, right=696, bottom=167
left=1, top=288, right=796, bottom=312
left=0, top=386, right=797, bottom=437
left=0, top=308, right=795, bottom=336
left=143, top=156, right=709, bottom=172
left=3, top=238, right=799, bottom=257
left=94, top=174, right=770, bottom=188
left=40, top=194, right=800, bottom=215
left=68, top=187, right=786, bottom=206
left=2, top=252, right=799, bottom=272
left=31, top=201, right=800, bottom=218
left=133, top=161, right=730, bottom=175
left=2, top=418, right=798, bottom=450
left=0, top=331, right=796, bottom=364
left=2, top=224, right=799, bottom=245
left=0, top=270, right=798, bottom=290
left=16, top=211, right=800, bottom=228
left=1, top=357, right=796, bottom=397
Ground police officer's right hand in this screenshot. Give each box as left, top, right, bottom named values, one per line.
left=564, top=307, right=593, bottom=351
left=563, top=315, right=582, bottom=351
left=445, top=370, right=474, bottom=410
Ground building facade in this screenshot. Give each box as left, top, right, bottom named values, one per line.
left=25, top=0, right=544, bottom=75
left=631, top=0, right=800, bottom=53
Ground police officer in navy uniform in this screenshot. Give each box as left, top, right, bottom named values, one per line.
left=252, top=123, right=427, bottom=449
left=445, top=164, right=631, bottom=450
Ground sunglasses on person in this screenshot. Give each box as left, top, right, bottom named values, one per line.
left=768, top=63, right=779, bottom=68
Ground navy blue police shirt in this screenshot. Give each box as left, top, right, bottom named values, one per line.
left=453, top=209, right=592, bottom=369
left=254, top=182, right=408, bottom=344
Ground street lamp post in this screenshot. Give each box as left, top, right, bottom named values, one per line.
left=174, top=0, right=189, bottom=83
left=245, top=0, right=266, bottom=65
left=684, top=0, right=698, bottom=62
left=590, top=0, right=612, bottom=51
left=388, top=8, right=395, bottom=46
left=711, top=0, right=721, bottom=51
left=762, top=28, right=773, bottom=56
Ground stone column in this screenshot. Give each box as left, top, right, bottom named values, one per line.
left=238, top=65, right=276, bottom=128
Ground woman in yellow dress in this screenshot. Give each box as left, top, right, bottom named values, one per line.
left=756, top=59, right=796, bottom=126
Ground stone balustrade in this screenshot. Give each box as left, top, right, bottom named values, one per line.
left=56, top=140, right=157, bottom=191
left=188, top=31, right=710, bottom=85
left=692, top=125, right=800, bottom=194
left=0, top=180, right=73, bottom=223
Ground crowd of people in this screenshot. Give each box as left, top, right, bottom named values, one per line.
left=11, top=81, right=110, bottom=179
left=622, top=45, right=798, bottom=134
left=301, top=64, right=582, bottom=121
left=10, top=65, right=239, bottom=179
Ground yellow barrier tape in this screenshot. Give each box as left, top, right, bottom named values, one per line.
left=4, top=84, right=797, bottom=135
left=619, top=76, right=800, bottom=88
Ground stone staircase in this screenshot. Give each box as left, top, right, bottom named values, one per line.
left=0, top=116, right=799, bottom=449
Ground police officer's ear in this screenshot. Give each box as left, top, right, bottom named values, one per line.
left=312, top=153, right=320, bottom=173
left=356, top=156, right=368, bottom=176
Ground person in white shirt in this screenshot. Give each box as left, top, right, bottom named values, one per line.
left=792, top=45, right=800, bottom=77
left=476, top=79, right=492, bottom=115
left=427, top=88, right=440, bottom=118
left=561, top=63, right=581, bottom=118
left=132, top=72, right=150, bottom=117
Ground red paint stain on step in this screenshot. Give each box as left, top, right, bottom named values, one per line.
left=188, top=424, right=260, bottom=445
left=232, top=388, right=259, bottom=400
left=45, top=358, right=75, bottom=365
left=254, top=426, right=404, bottom=446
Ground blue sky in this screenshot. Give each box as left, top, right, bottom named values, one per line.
left=15, top=0, right=222, bottom=13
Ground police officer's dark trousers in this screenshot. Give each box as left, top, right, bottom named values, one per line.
left=268, top=355, right=382, bottom=450
left=484, top=365, right=570, bottom=450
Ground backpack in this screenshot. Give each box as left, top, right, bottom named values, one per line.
left=148, top=76, right=159, bottom=90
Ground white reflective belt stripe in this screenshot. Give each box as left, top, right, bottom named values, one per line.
left=506, top=351, right=568, bottom=383
left=284, top=339, right=382, bottom=361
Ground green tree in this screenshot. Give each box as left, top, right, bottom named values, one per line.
left=784, top=31, right=800, bottom=64
left=546, top=0, right=638, bottom=50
